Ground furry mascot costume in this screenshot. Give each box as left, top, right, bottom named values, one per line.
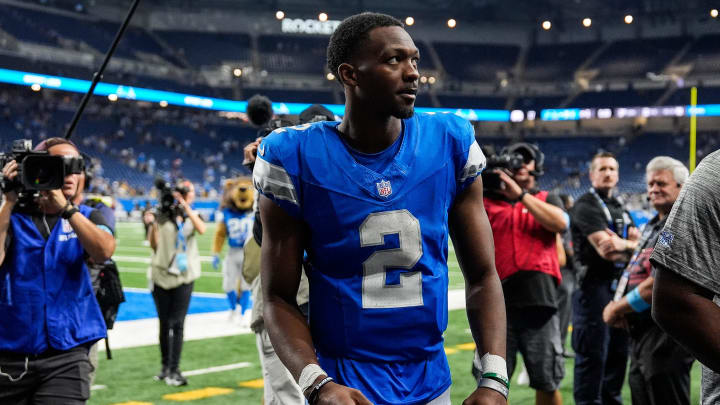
left=212, top=177, right=255, bottom=324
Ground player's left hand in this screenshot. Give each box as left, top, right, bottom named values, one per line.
left=463, top=387, right=507, bottom=405
left=493, top=169, right=523, bottom=201
left=39, top=188, right=68, bottom=212
left=212, top=255, right=220, bottom=269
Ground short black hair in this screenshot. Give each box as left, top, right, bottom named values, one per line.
left=246, top=94, right=273, bottom=127
left=326, top=12, right=403, bottom=81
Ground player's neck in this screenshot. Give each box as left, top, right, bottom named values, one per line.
left=337, top=111, right=402, bottom=154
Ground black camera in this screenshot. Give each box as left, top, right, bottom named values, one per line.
left=480, top=146, right=525, bottom=191
left=154, top=178, right=189, bottom=216
left=0, top=140, right=85, bottom=206
left=481, top=143, right=545, bottom=192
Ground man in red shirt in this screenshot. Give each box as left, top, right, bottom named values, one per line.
left=480, top=143, right=568, bottom=405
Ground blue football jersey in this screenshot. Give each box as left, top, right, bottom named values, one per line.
left=253, top=113, right=485, bottom=404
left=220, top=208, right=254, bottom=248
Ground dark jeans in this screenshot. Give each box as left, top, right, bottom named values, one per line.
left=557, top=267, right=576, bottom=347
left=152, top=282, right=194, bottom=371
left=0, top=346, right=92, bottom=405
left=628, top=323, right=694, bottom=405
left=572, top=278, right=629, bottom=405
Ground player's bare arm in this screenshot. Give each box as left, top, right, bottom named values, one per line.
left=449, top=177, right=508, bottom=405
left=259, top=195, right=372, bottom=405
left=653, top=264, right=720, bottom=372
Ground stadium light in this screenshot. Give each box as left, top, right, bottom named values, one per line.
left=159, top=100, right=168, bottom=107
left=108, top=94, right=118, bottom=101
left=233, top=68, right=242, bottom=77
left=428, top=76, right=436, bottom=84
left=275, top=10, right=285, bottom=20
left=447, top=19, right=457, bottom=28
left=319, top=12, right=328, bottom=22
left=405, top=16, right=415, bottom=26
left=624, top=14, right=634, bottom=24
left=420, top=76, right=428, bottom=83
left=542, top=20, right=552, bottom=30
left=711, top=9, right=719, bottom=18
left=582, top=18, right=592, bottom=27
left=30, top=83, right=41, bottom=91
left=326, top=72, right=335, bottom=81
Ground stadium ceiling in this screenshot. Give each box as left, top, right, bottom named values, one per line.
left=82, top=0, right=720, bottom=26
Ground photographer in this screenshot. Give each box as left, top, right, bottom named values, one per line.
left=478, top=142, right=568, bottom=405
left=146, top=179, right=205, bottom=387
left=0, top=137, right=115, bottom=404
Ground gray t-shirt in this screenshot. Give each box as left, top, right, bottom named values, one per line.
left=650, top=149, right=720, bottom=405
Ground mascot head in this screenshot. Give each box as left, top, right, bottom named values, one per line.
left=221, top=177, right=254, bottom=212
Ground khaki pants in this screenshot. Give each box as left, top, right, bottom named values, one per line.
left=255, top=327, right=304, bottom=405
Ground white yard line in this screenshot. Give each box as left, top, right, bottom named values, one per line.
left=114, top=267, right=223, bottom=277
left=183, top=362, right=253, bottom=377
left=123, top=287, right=226, bottom=298
left=113, top=255, right=215, bottom=263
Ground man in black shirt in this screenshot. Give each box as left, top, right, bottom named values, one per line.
left=571, top=152, right=639, bottom=405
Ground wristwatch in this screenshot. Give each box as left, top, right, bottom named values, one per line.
left=61, top=203, right=79, bottom=220
left=517, top=190, right=528, bottom=202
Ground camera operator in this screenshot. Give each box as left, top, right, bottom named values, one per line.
left=477, top=142, right=568, bottom=405
left=146, top=179, right=205, bottom=387
left=0, top=137, right=115, bottom=404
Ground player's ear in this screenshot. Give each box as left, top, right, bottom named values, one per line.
left=338, top=63, right=357, bottom=86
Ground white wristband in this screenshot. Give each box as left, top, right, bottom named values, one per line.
left=479, top=353, right=508, bottom=382
left=298, top=363, right=326, bottom=394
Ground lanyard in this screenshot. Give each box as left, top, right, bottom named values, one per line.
left=612, top=222, right=656, bottom=301
left=589, top=188, right=629, bottom=239
left=175, top=220, right=187, bottom=252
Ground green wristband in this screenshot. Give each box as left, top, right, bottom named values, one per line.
left=481, top=372, right=510, bottom=388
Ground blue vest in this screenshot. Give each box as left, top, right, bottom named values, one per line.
left=0, top=205, right=107, bottom=354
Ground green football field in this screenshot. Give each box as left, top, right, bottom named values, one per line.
left=90, top=222, right=701, bottom=404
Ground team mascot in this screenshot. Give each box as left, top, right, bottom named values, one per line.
left=212, top=177, right=255, bottom=325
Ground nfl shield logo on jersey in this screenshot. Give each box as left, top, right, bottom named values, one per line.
left=62, top=219, right=73, bottom=233
left=376, top=179, right=392, bottom=197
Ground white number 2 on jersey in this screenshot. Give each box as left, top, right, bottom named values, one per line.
left=359, top=210, right=424, bottom=308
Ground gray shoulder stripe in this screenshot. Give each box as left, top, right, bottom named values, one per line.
left=253, top=157, right=299, bottom=206
left=459, top=141, right=486, bottom=183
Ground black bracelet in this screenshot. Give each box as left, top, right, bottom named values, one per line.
left=307, top=376, right=333, bottom=405
left=517, top=190, right=528, bottom=202
left=61, top=204, right=79, bottom=220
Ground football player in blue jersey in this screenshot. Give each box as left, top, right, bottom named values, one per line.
left=254, top=12, right=508, bottom=405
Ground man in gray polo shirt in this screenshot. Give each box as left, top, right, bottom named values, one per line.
left=650, top=150, right=720, bottom=405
